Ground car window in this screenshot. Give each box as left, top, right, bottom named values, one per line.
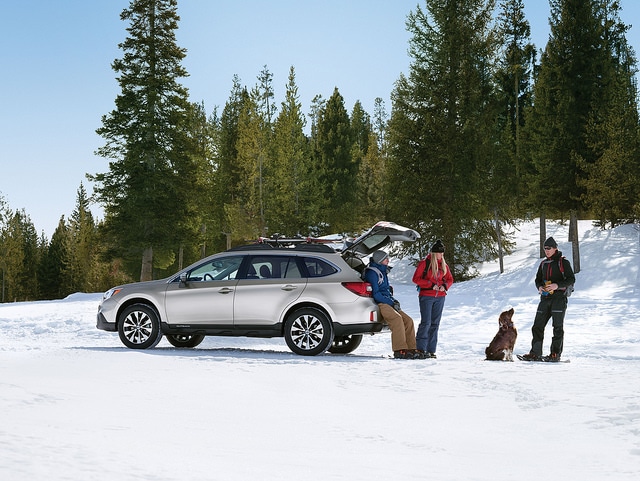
left=281, top=257, right=302, bottom=279
left=245, top=255, right=302, bottom=279
left=187, top=256, right=243, bottom=282
left=304, top=257, right=338, bottom=278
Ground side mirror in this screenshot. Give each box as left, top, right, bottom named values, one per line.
left=179, top=273, right=188, bottom=287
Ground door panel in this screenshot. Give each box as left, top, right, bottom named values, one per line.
left=164, top=255, right=243, bottom=324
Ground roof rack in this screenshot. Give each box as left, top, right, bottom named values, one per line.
left=227, top=235, right=341, bottom=252
left=293, top=243, right=335, bottom=253
left=227, top=244, right=274, bottom=251
left=257, top=235, right=339, bottom=246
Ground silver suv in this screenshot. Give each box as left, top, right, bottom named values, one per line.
left=96, top=222, right=419, bottom=355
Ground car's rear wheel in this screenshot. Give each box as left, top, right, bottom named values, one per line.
left=165, top=333, right=205, bottom=348
left=117, top=304, right=163, bottom=349
left=328, top=334, right=363, bottom=354
left=284, top=308, right=334, bottom=356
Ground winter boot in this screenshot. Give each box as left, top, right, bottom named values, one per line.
left=393, top=349, right=415, bottom=359
left=521, top=351, right=541, bottom=361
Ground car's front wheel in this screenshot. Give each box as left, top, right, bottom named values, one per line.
left=165, top=334, right=205, bottom=348
left=328, top=334, right=363, bottom=354
left=284, top=308, right=334, bottom=356
left=117, top=304, right=163, bottom=349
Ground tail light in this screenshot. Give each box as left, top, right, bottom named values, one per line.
left=342, top=281, right=373, bottom=297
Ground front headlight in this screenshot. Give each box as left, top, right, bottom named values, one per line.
left=102, top=287, right=122, bottom=301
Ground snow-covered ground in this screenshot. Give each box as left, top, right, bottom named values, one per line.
left=1, top=220, right=639, bottom=480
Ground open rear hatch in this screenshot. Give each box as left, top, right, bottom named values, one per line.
left=341, top=221, right=420, bottom=273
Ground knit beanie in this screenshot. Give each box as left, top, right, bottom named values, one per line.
left=371, top=250, right=389, bottom=264
left=431, top=239, right=445, bottom=253
left=544, top=237, right=558, bottom=248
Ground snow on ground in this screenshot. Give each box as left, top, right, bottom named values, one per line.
left=1, top=220, right=639, bottom=480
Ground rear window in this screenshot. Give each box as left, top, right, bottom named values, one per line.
left=304, top=257, right=338, bottom=278
left=246, top=255, right=302, bottom=279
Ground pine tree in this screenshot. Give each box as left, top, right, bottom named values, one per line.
left=315, top=88, right=356, bottom=232
left=351, top=101, right=386, bottom=227
left=211, top=76, right=248, bottom=249
left=0, top=209, right=40, bottom=301
left=525, top=0, right=605, bottom=216
left=0, top=200, right=23, bottom=302
left=495, top=0, right=536, bottom=204
left=578, top=0, right=640, bottom=227
left=90, top=0, right=201, bottom=281
left=387, top=0, right=499, bottom=277
left=372, top=97, right=388, bottom=153
left=356, top=130, right=387, bottom=226
left=65, top=183, right=100, bottom=292
left=38, top=217, right=70, bottom=300
left=232, top=84, right=268, bottom=239
left=270, top=66, right=317, bottom=235
left=524, top=0, right=640, bottom=270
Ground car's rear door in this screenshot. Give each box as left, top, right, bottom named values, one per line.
left=342, top=221, right=420, bottom=258
left=233, top=254, right=306, bottom=325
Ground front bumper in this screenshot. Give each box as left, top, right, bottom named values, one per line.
left=96, top=311, right=117, bottom=332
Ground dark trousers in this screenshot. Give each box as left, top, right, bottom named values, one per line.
left=531, top=295, right=567, bottom=356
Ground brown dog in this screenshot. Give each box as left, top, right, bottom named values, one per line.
left=485, top=308, right=517, bottom=361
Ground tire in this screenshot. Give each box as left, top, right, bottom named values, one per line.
left=284, top=308, right=334, bottom=356
left=328, top=334, right=363, bottom=354
left=117, top=304, right=163, bottom=349
left=165, top=333, right=205, bottom=348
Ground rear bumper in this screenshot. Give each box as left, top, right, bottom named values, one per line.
left=333, top=321, right=388, bottom=337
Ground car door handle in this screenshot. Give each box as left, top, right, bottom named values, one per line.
left=281, top=285, right=298, bottom=291
left=218, top=288, right=234, bottom=294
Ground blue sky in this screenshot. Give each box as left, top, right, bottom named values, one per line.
left=2, top=0, right=640, bottom=238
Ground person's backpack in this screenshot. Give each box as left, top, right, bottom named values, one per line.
left=362, top=265, right=383, bottom=285
left=558, top=257, right=574, bottom=297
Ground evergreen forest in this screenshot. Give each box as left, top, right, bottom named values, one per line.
left=1, top=0, right=639, bottom=302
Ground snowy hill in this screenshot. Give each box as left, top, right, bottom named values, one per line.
left=1, top=219, right=639, bottom=480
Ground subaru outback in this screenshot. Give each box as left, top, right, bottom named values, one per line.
left=96, top=221, right=419, bottom=355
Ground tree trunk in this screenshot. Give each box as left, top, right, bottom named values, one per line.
left=570, top=211, right=580, bottom=274
left=140, top=246, right=153, bottom=281
left=539, top=214, right=546, bottom=258
left=495, top=210, right=504, bottom=274
left=200, top=224, right=207, bottom=259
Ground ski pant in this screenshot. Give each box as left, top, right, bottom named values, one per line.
left=530, top=295, right=567, bottom=356
left=416, top=295, right=445, bottom=353
left=378, top=303, right=416, bottom=352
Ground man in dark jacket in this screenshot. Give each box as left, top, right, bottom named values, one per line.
left=364, top=250, right=421, bottom=359
left=522, top=236, right=576, bottom=361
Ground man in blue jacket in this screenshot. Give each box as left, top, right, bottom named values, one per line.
left=364, top=250, right=421, bottom=359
